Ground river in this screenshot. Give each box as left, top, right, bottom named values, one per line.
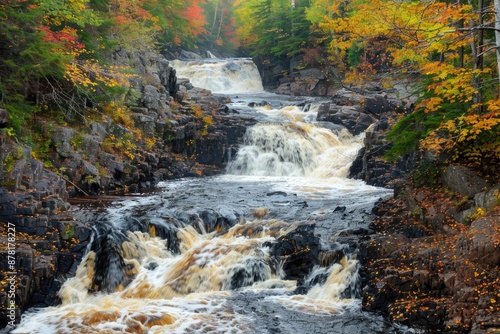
left=11, top=58, right=418, bottom=333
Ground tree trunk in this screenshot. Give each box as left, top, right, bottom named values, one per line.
left=495, top=0, right=500, bottom=82
left=211, top=2, right=219, bottom=35
left=469, top=0, right=484, bottom=108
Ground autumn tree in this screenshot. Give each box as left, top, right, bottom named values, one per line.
left=0, top=0, right=103, bottom=126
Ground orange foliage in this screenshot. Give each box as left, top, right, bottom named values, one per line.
left=182, top=4, right=207, bottom=36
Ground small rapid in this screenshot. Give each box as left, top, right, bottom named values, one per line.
left=11, top=58, right=419, bottom=334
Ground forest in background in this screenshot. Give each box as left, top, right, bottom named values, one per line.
left=1, top=0, right=499, bottom=178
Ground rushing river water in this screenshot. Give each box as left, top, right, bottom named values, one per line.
left=12, top=59, right=418, bottom=333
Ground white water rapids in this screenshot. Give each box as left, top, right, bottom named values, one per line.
left=10, top=58, right=417, bottom=334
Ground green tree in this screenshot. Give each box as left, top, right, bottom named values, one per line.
left=235, top=0, right=313, bottom=71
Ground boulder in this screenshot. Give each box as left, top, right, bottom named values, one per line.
left=362, top=95, right=397, bottom=115
left=442, top=165, right=491, bottom=198
left=275, top=68, right=328, bottom=96
left=269, top=224, right=320, bottom=286
left=316, top=103, right=376, bottom=135
left=474, top=184, right=500, bottom=210
left=51, top=127, right=75, bottom=158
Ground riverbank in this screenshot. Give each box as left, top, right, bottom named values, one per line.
left=361, top=181, right=499, bottom=334
left=353, top=112, right=500, bottom=333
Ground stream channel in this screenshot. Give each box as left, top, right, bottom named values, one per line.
left=12, top=58, right=420, bottom=333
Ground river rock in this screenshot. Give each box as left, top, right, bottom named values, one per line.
left=180, top=49, right=203, bottom=59
left=1, top=51, right=268, bottom=330
left=275, top=68, right=328, bottom=96
left=269, top=224, right=320, bottom=286
left=316, top=103, right=376, bottom=135
left=362, top=94, right=405, bottom=116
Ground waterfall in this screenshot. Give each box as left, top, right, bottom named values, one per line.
left=227, top=122, right=362, bottom=178
left=171, top=58, right=264, bottom=94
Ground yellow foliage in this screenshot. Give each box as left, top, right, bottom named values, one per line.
left=467, top=207, right=486, bottom=222
left=101, top=102, right=135, bottom=128
left=144, top=137, right=156, bottom=150
left=317, top=0, right=473, bottom=84
left=102, top=133, right=136, bottom=160
left=64, top=60, right=135, bottom=95
left=420, top=99, right=500, bottom=165
left=191, top=105, right=214, bottom=137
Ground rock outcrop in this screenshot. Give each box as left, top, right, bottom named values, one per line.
left=275, top=68, right=331, bottom=96
left=323, top=82, right=500, bottom=334
left=0, top=158, right=91, bottom=328
left=306, top=86, right=416, bottom=188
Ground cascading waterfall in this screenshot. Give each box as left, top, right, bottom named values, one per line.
left=227, top=122, right=362, bottom=178
left=12, top=59, right=409, bottom=334
left=171, top=59, right=264, bottom=94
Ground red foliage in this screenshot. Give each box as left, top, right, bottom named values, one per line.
left=182, top=4, right=207, bottom=36
left=39, top=26, right=84, bottom=51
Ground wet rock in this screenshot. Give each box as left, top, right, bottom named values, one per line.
left=270, top=224, right=320, bottom=286
left=229, top=258, right=272, bottom=289
left=348, top=120, right=416, bottom=188
left=89, top=224, right=131, bottom=293
left=316, top=103, right=375, bottom=135
left=180, top=49, right=203, bottom=60
left=248, top=101, right=270, bottom=108
left=275, top=68, right=328, bottom=96
left=362, top=94, right=404, bottom=116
